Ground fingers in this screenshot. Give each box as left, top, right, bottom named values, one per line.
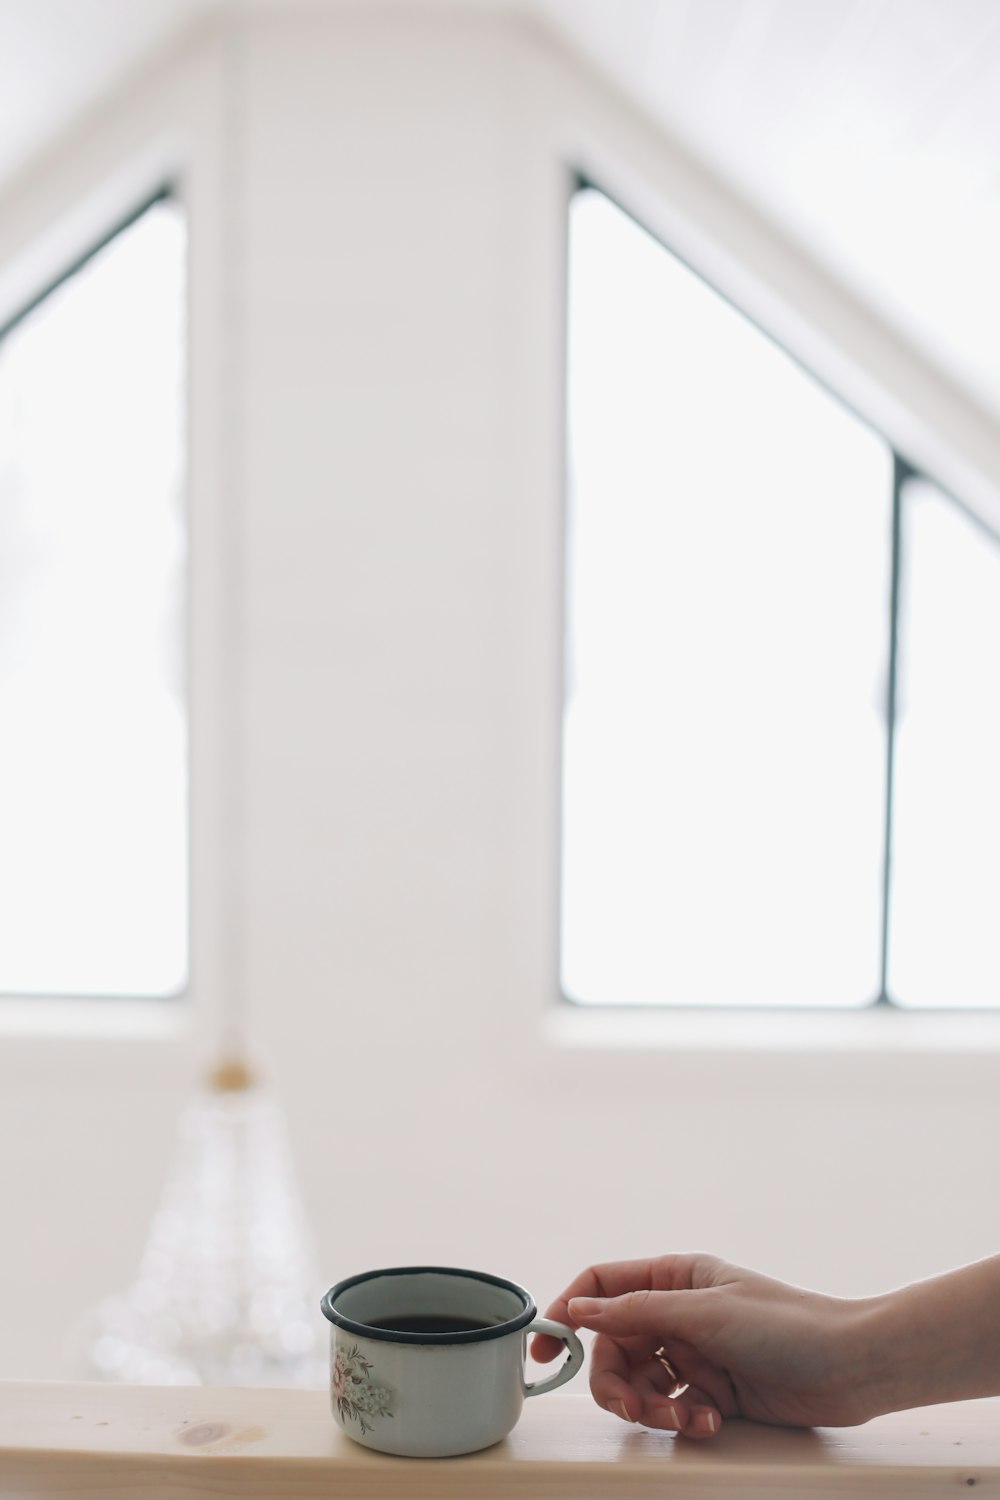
left=567, top=1287, right=714, bottom=1345
left=531, top=1329, right=574, bottom=1364
left=639, top=1383, right=722, bottom=1439
left=644, top=1339, right=738, bottom=1418
left=632, top=1357, right=724, bottom=1439
left=649, top=1390, right=723, bottom=1440
left=589, top=1331, right=643, bottom=1423
left=532, top=1259, right=660, bottom=1359
left=552, top=1256, right=715, bottom=1322
left=589, top=1337, right=722, bottom=1438
left=532, top=1255, right=718, bottom=1363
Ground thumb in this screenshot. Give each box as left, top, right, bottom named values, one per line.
left=568, top=1288, right=710, bottom=1341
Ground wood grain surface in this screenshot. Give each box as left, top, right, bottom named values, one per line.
left=1, top=1383, right=997, bottom=1498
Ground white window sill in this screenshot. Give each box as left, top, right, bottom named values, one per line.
left=543, top=1000, right=1000, bottom=1055
left=0, top=993, right=189, bottom=1041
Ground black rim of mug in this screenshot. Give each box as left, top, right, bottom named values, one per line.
left=320, top=1265, right=538, bottom=1345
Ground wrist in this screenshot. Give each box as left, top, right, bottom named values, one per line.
left=847, top=1259, right=1000, bottom=1417
left=847, top=1291, right=923, bottom=1420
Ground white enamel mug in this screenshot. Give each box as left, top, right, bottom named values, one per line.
left=320, top=1265, right=584, bottom=1457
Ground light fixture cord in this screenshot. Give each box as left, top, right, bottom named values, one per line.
left=216, top=0, right=251, bottom=1079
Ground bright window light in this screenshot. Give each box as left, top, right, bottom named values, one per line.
left=0, top=196, right=187, bottom=997
left=888, top=480, right=1000, bottom=1007
left=562, top=187, right=891, bottom=1008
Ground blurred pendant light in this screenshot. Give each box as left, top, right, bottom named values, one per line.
left=89, top=2, right=324, bottom=1388
left=90, top=1061, right=324, bottom=1386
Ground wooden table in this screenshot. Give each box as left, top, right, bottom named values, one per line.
left=1, top=1383, right=997, bottom=1498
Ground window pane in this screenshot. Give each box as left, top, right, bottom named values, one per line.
left=562, top=189, right=890, bottom=1007
left=888, top=480, right=1000, bottom=1007
left=0, top=199, right=187, bottom=996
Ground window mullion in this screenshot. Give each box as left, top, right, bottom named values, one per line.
left=878, top=454, right=912, bottom=1004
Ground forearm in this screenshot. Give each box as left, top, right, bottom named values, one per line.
left=859, top=1255, right=1000, bottom=1416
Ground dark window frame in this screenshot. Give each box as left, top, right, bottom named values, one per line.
left=0, top=184, right=174, bottom=348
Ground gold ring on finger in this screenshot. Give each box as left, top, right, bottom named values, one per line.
left=654, top=1347, right=690, bottom=1399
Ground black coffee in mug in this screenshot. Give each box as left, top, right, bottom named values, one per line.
left=364, top=1313, right=496, bottom=1335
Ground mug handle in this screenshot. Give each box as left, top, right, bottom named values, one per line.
left=523, top=1317, right=585, bottom=1397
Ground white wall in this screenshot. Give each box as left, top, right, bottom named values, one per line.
left=1, top=4, right=999, bottom=1382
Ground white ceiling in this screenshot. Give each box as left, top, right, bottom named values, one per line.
left=0, top=0, right=210, bottom=187
left=2, top=0, right=1000, bottom=418
left=537, top=0, right=1000, bottom=419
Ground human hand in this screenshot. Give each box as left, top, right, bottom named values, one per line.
left=532, top=1253, right=880, bottom=1439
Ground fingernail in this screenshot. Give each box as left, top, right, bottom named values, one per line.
left=568, top=1297, right=602, bottom=1317
left=705, top=1412, right=717, bottom=1433
left=665, top=1404, right=681, bottom=1430
left=615, top=1399, right=635, bottom=1424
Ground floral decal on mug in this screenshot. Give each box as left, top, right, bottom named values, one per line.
left=332, top=1342, right=395, bottom=1434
